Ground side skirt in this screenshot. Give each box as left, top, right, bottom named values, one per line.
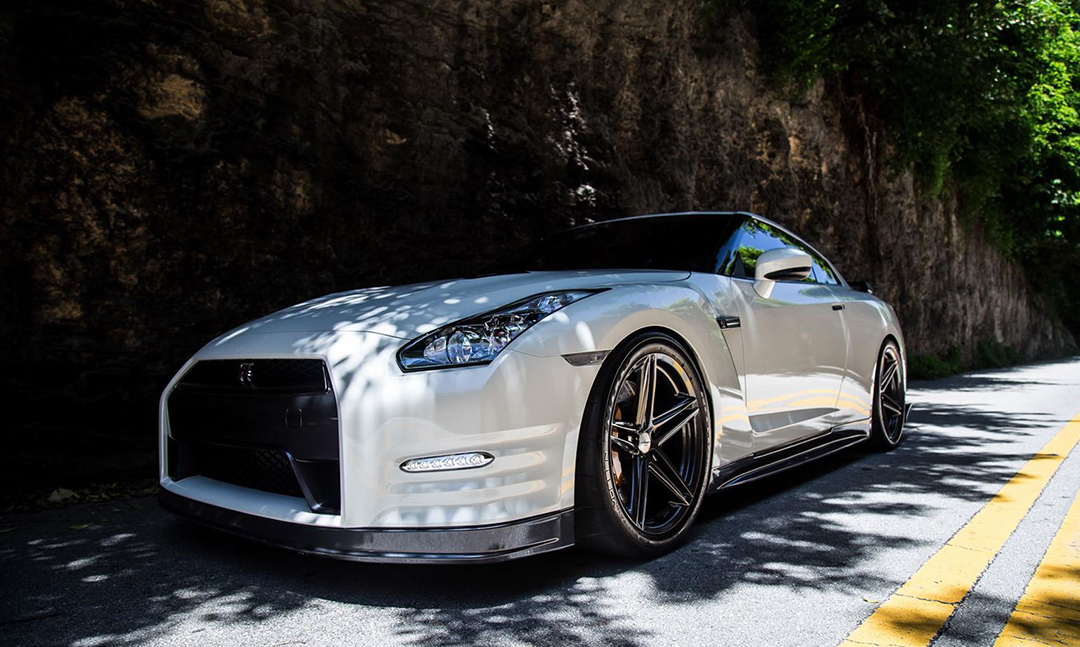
left=708, top=419, right=871, bottom=492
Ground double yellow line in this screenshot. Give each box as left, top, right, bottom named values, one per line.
left=994, top=485, right=1080, bottom=646
left=841, top=408, right=1080, bottom=647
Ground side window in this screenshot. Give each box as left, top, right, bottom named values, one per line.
left=718, top=220, right=808, bottom=281
left=735, top=220, right=793, bottom=279
left=717, top=219, right=839, bottom=285
left=809, top=252, right=840, bottom=285
left=715, top=221, right=744, bottom=276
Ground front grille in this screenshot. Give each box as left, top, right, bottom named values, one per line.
left=178, top=359, right=328, bottom=393
left=167, top=358, right=341, bottom=514
left=190, top=444, right=304, bottom=499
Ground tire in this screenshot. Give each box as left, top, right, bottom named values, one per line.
left=575, top=331, right=712, bottom=558
left=869, top=338, right=907, bottom=451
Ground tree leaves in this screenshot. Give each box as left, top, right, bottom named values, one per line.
left=713, top=0, right=1080, bottom=334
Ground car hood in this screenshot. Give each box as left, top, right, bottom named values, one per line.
left=222, top=270, right=691, bottom=340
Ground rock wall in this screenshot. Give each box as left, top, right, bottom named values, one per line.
left=0, top=0, right=1072, bottom=491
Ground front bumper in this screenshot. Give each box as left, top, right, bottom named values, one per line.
left=160, top=331, right=602, bottom=529
left=160, top=487, right=574, bottom=564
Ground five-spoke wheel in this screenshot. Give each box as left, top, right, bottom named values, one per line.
left=870, top=339, right=906, bottom=450
left=576, top=333, right=711, bottom=556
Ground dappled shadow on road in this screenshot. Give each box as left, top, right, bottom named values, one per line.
left=1, top=375, right=1068, bottom=646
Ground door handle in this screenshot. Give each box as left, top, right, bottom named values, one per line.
left=832, top=304, right=845, bottom=311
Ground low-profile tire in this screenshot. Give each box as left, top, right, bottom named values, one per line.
left=575, top=331, right=712, bottom=558
left=869, top=339, right=907, bottom=451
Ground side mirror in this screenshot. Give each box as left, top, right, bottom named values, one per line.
left=754, top=248, right=813, bottom=298
left=851, top=280, right=873, bottom=294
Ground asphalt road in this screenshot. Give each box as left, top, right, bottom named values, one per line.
left=4, top=358, right=1080, bottom=647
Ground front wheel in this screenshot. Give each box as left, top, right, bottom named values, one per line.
left=869, top=339, right=906, bottom=450
left=575, top=332, right=712, bottom=558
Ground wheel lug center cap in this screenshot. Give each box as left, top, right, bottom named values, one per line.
left=638, top=431, right=652, bottom=454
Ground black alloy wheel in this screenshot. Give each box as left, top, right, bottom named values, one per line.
left=576, top=332, right=711, bottom=557
left=870, top=340, right=906, bottom=450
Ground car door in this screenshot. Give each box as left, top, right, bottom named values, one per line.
left=716, top=218, right=849, bottom=451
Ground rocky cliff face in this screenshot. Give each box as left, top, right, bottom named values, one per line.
left=0, top=0, right=1072, bottom=490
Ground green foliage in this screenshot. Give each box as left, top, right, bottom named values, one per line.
left=711, top=0, right=1080, bottom=336
left=908, top=345, right=963, bottom=380
left=973, top=338, right=1022, bottom=369
left=907, top=339, right=1023, bottom=380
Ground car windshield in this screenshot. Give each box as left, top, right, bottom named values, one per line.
left=482, top=214, right=743, bottom=274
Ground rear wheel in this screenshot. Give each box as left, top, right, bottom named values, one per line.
left=869, top=339, right=906, bottom=450
left=575, top=332, right=712, bottom=557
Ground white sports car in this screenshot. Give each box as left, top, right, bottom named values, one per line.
left=159, top=212, right=909, bottom=562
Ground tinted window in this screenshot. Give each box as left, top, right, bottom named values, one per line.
left=483, top=214, right=743, bottom=274
left=718, top=219, right=798, bottom=279
left=809, top=250, right=840, bottom=285
left=718, top=219, right=839, bottom=285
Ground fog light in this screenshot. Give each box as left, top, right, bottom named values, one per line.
left=400, top=452, right=494, bottom=473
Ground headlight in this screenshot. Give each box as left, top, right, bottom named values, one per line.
left=397, top=290, right=601, bottom=371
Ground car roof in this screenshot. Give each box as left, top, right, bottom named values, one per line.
left=588, top=210, right=781, bottom=232
left=570, top=210, right=791, bottom=232
left=567, top=211, right=846, bottom=285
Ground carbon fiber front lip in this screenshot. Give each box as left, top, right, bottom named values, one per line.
left=159, top=487, right=574, bottom=564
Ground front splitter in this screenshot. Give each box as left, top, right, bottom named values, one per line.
left=159, top=486, right=574, bottom=564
